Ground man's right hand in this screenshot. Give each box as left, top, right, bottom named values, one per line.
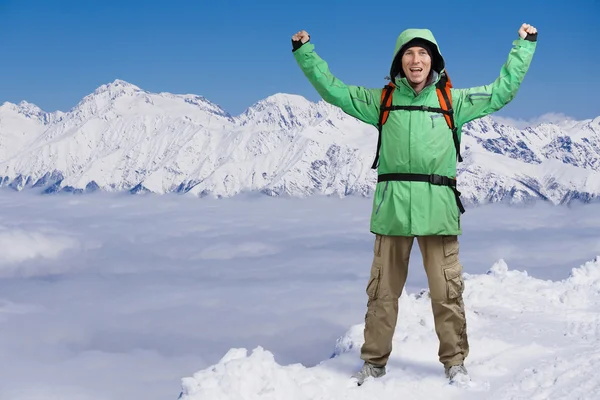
left=518, top=23, right=538, bottom=41
left=292, top=30, right=310, bottom=51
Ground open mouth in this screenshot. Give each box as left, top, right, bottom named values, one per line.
left=409, top=68, right=423, bottom=73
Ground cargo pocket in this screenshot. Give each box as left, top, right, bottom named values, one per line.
left=443, top=262, right=464, bottom=300
left=429, top=113, right=444, bottom=128
left=442, top=235, right=459, bottom=263
left=366, top=263, right=382, bottom=300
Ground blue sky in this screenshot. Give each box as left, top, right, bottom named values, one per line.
left=0, top=0, right=597, bottom=121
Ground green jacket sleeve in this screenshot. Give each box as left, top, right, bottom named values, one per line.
left=453, top=37, right=537, bottom=126
left=293, top=42, right=381, bottom=126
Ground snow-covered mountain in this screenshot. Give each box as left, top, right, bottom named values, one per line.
left=0, top=79, right=599, bottom=206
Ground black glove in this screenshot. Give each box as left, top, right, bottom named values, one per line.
left=292, top=36, right=309, bottom=52
left=525, top=32, right=538, bottom=42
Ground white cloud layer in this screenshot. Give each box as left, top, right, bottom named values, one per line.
left=0, top=191, right=597, bottom=399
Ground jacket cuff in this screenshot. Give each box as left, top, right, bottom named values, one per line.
left=513, top=37, right=537, bottom=50
left=292, top=42, right=314, bottom=56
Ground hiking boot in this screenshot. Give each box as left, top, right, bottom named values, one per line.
left=351, top=362, right=386, bottom=385
left=445, top=364, right=470, bottom=384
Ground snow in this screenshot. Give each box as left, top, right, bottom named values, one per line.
left=179, top=255, right=600, bottom=400
left=0, top=79, right=599, bottom=204
left=0, top=101, right=49, bottom=162
left=0, top=192, right=599, bottom=399
left=1, top=79, right=600, bottom=399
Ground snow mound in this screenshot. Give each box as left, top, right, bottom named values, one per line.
left=178, top=257, right=600, bottom=400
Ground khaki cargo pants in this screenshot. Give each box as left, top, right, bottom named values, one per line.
left=360, top=234, right=469, bottom=368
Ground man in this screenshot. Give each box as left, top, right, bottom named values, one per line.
left=291, top=24, right=537, bottom=385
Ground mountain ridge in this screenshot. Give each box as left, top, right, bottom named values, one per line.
left=0, top=79, right=599, bottom=206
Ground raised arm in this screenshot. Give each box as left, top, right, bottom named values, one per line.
left=292, top=30, right=381, bottom=126
left=453, top=23, right=538, bottom=126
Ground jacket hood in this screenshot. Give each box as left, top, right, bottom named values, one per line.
left=390, top=29, right=445, bottom=82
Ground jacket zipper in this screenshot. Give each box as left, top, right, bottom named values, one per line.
left=468, top=93, right=492, bottom=103
left=375, top=182, right=389, bottom=215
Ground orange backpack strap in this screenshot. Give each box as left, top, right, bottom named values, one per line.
left=379, top=82, right=395, bottom=126
left=371, top=82, right=395, bottom=169
left=435, top=72, right=463, bottom=162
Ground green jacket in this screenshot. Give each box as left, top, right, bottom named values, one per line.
left=293, top=29, right=537, bottom=236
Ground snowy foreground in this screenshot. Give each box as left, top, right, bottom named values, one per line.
left=0, top=192, right=599, bottom=399
left=178, top=258, right=600, bottom=400
left=176, top=202, right=600, bottom=400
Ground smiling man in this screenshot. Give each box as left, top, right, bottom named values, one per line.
left=291, top=24, right=537, bottom=385
left=394, top=36, right=440, bottom=94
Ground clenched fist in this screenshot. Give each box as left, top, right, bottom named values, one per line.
left=292, top=30, right=310, bottom=44
left=518, top=23, right=537, bottom=39
left=292, top=30, right=310, bottom=51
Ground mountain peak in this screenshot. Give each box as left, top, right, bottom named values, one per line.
left=237, top=93, right=322, bottom=129
left=243, top=93, right=317, bottom=111
left=92, top=79, right=143, bottom=96
left=66, top=79, right=147, bottom=116
left=262, top=93, right=312, bottom=104
left=17, top=100, right=46, bottom=115
left=0, top=100, right=49, bottom=124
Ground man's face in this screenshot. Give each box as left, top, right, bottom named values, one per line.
left=401, top=46, right=432, bottom=85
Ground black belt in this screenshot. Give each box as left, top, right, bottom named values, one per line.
left=377, top=173, right=465, bottom=214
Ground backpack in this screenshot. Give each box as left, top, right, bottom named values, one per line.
left=371, top=72, right=465, bottom=214
left=371, top=71, right=462, bottom=170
